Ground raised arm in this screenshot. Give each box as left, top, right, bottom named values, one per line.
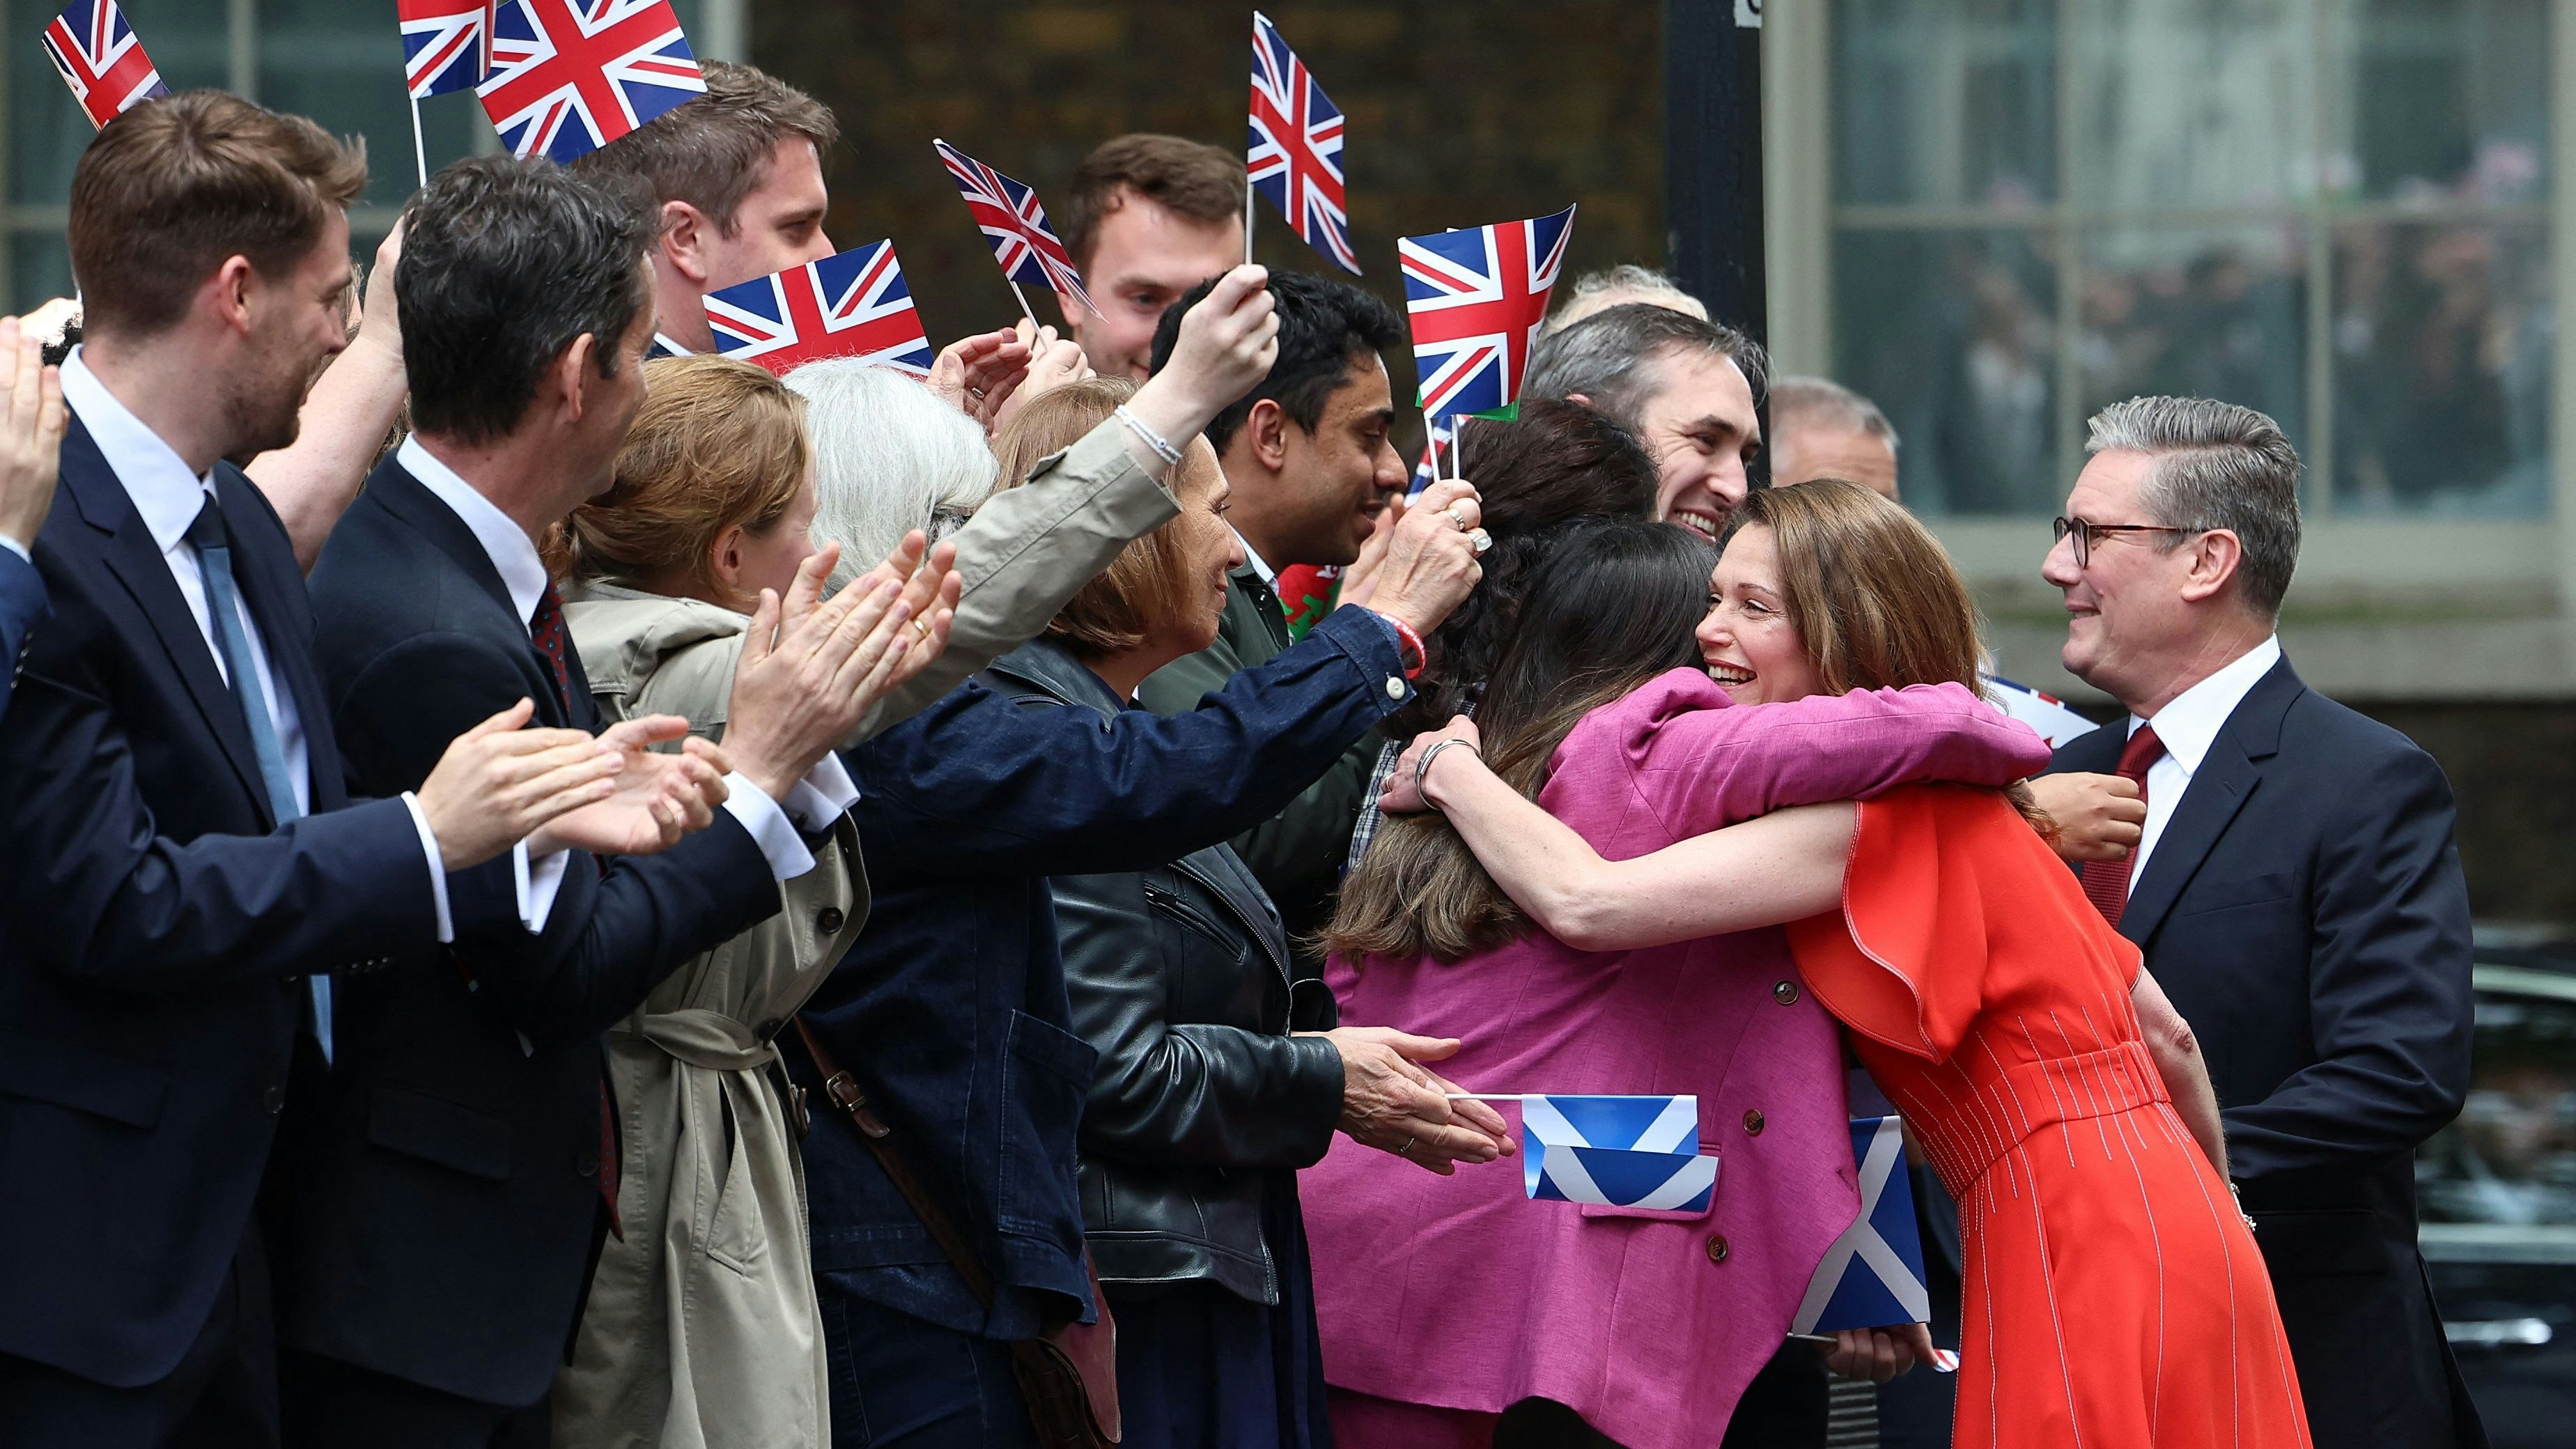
left=245, top=225, right=408, bottom=571
left=1415, top=732, right=1856, bottom=952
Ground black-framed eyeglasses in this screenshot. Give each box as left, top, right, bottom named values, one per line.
left=2051, top=516, right=2191, bottom=569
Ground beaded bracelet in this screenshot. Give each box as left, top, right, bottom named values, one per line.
left=1112, top=405, right=1185, bottom=470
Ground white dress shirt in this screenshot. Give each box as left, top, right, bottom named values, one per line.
left=2125, top=634, right=2283, bottom=885
left=0, top=536, right=27, bottom=563
left=397, top=437, right=855, bottom=892
left=63, top=351, right=461, bottom=940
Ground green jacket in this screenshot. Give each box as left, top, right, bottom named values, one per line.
left=1135, top=564, right=1380, bottom=948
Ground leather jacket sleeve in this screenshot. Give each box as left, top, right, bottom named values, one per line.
left=1053, top=867, right=1344, bottom=1170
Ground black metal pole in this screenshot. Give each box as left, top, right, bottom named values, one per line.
left=1663, top=0, right=1767, bottom=348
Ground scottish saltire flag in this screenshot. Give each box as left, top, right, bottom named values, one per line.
left=705, top=240, right=935, bottom=380
left=400, top=0, right=497, bottom=99
left=1521, top=1094, right=1717, bottom=1213
left=1792, top=1117, right=1960, bottom=1370
left=933, top=139, right=1096, bottom=317
left=41, top=0, right=166, bottom=130
left=1400, top=205, right=1576, bottom=425
left=477, top=0, right=704, bottom=164
left=1248, top=11, right=1357, bottom=275
left=1409, top=417, right=1454, bottom=496
left=1984, top=674, right=2102, bottom=748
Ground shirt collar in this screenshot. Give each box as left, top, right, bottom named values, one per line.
left=1231, top=527, right=1278, bottom=587
left=2134, top=635, right=2283, bottom=774
left=396, top=435, right=552, bottom=630
left=61, top=348, right=212, bottom=552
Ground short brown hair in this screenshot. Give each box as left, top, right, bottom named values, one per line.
left=1063, top=134, right=1244, bottom=274
left=571, top=61, right=836, bottom=236
left=68, top=91, right=367, bottom=338
left=987, top=376, right=1209, bottom=657
left=544, top=355, right=809, bottom=596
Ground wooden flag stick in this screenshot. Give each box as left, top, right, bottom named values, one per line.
left=408, top=93, right=430, bottom=192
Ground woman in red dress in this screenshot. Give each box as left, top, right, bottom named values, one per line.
left=1390, top=481, right=2311, bottom=1449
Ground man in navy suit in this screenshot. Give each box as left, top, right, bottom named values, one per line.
left=0, top=93, right=711, bottom=1449
left=272, top=155, right=954, bottom=1446
left=2039, top=396, right=2485, bottom=1448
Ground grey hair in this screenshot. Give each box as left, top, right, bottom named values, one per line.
left=1544, top=264, right=1710, bottom=335
left=1521, top=302, right=1769, bottom=436
left=1770, top=375, right=1900, bottom=454
left=785, top=359, right=998, bottom=589
left=2084, top=395, right=2302, bottom=618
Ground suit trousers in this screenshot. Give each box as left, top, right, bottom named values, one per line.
left=0, top=1221, right=277, bottom=1449
left=277, top=1351, right=547, bottom=1449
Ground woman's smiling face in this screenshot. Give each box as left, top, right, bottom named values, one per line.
left=1694, top=523, right=1823, bottom=706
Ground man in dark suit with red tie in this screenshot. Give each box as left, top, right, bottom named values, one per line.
left=2037, top=396, right=2485, bottom=1448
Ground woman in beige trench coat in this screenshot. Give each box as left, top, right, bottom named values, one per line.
left=543, top=286, right=1268, bottom=1446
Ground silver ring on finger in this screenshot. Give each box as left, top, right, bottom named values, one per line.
left=1397, top=1136, right=1417, bottom=1158
left=1469, top=528, right=1493, bottom=555
left=1445, top=504, right=1470, bottom=531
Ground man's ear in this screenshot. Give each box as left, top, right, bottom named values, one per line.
left=204, top=255, right=258, bottom=337
left=659, top=200, right=712, bottom=288
left=1244, top=398, right=1290, bottom=473
left=1565, top=390, right=1594, bottom=409
left=2177, top=529, right=2245, bottom=605
left=550, top=332, right=599, bottom=426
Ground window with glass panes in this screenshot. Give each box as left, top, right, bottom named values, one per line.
left=1, top=0, right=737, bottom=309
left=1826, top=0, right=2549, bottom=522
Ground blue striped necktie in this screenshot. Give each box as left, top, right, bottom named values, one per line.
left=187, top=495, right=332, bottom=1066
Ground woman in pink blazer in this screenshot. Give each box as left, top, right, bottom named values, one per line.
left=1305, top=519, right=2051, bottom=1449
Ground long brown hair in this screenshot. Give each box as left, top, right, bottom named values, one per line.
left=1733, top=477, right=2051, bottom=828
left=1322, top=518, right=1716, bottom=964
left=986, top=377, right=1210, bottom=658
left=543, top=354, right=809, bottom=596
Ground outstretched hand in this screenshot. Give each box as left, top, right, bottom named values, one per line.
left=527, top=715, right=733, bottom=858
left=926, top=326, right=1032, bottom=433
left=1305, top=1025, right=1515, bottom=1175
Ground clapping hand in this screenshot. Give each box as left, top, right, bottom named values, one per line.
left=527, top=714, right=732, bottom=858
left=0, top=315, right=66, bottom=550
left=1303, top=1025, right=1515, bottom=1175
left=417, top=699, right=631, bottom=870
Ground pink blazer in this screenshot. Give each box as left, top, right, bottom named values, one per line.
left=1303, top=672, right=2052, bottom=1449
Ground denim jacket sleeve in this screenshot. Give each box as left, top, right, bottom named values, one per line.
left=848, top=605, right=1414, bottom=877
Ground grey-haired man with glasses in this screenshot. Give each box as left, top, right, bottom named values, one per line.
left=2030, top=396, right=2485, bottom=1449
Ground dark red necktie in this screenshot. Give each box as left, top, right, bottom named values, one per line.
left=527, top=580, right=577, bottom=718
left=2080, top=723, right=2166, bottom=929
left=527, top=582, right=619, bottom=1234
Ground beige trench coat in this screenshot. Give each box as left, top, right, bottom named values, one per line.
left=547, top=420, right=1179, bottom=1449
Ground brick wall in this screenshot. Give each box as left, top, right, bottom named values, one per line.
left=752, top=0, right=1666, bottom=439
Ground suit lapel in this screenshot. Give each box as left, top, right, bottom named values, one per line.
left=367, top=458, right=591, bottom=730
left=2119, top=658, right=2302, bottom=945
left=62, top=417, right=271, bottom=815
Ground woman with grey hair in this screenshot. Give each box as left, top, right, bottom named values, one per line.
left=789, top=359, right=1001, bottom=587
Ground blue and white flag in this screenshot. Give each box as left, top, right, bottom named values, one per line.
left=1519, top=1094, right=1718, bottom=1213
left=1792, top=1115, right=1959, bottom=1371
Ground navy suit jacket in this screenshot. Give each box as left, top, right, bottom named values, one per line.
left=0, top=545, right=41, bottom=720
left=272, top=454, right=781, bottom=1407
left=2049, top=656, right=2483, bottom=1448
left=0, top=418, right=501, bottom=1389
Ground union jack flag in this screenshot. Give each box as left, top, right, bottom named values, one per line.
left=1248, top=11, right=1356, bottom=275
left=400, top=0, right=497, bottom=100
left=1409, top=417, right=1453, bottom=496
left=933, top=139, right=1096, bottom=318
left=40, top=0, right=165, bottom=131
left=477, top=0, right=704, bottom=164
left=1399, top=204, right=1576, bottom=425
left=704, top=240, right=935, bottom=380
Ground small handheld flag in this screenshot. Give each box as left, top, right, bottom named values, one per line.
left=1400, top=206, right=1576, bottom=426
left=1409, top=417, right=1454, bottom=497
left=41, top=0, right=166, bottom=131
left=1983, top=675, right=2102, bottom=748
left=478, top=0, right=705, bottom=164
left=1520, top=1094, right=1717, bottom=1214
left=704, top=240, right=935, bottom=380
left=933, top=139, right=1096, bottom=322
left=1791, top=1116, right=1959, bottom=1371
left=1248, top=11, right=1358, bottom=275
left=400, top=0, right=497, bottom=99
